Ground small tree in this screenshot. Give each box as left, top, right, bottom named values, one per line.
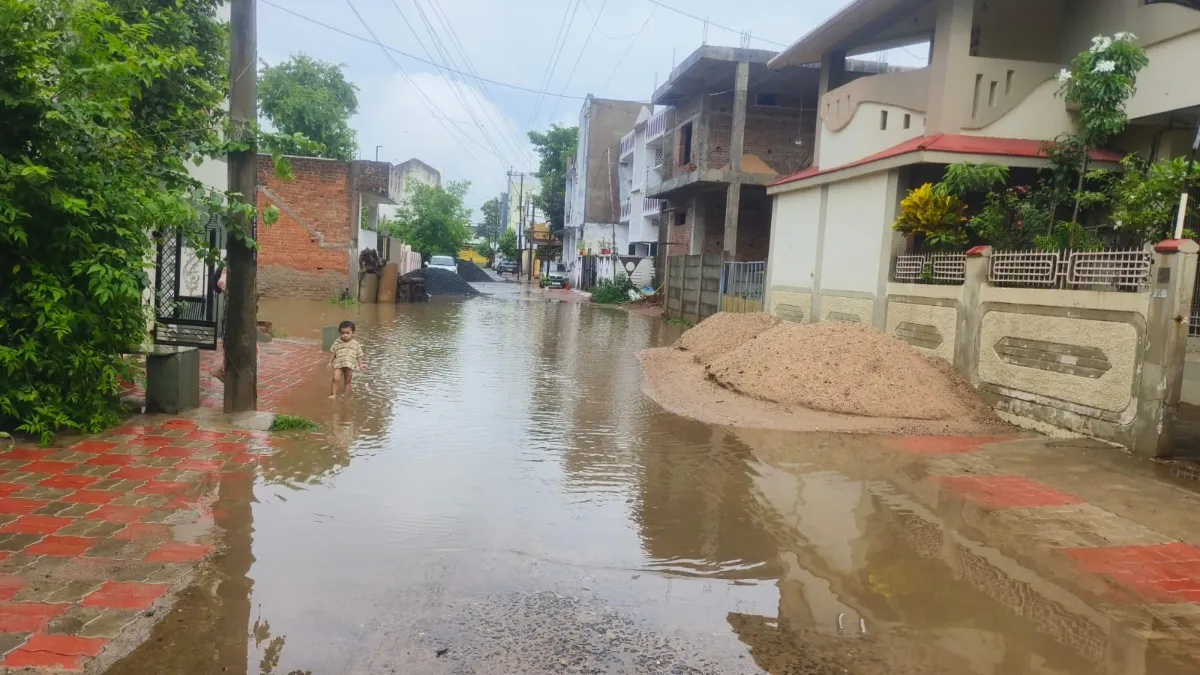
left=1056, top=33, right=1149, bottom=233
left=528, top=125, right=578, bottom=231
left=498, top=229, right=519, bottom=260
left=259, top=54, right=360, bottom=161
left=392, top=181, right=473, bottom=258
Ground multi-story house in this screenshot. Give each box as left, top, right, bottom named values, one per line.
left=615, top=107, right=665, bottom=287
left=562, top=95, right=645, bottom=286
left=762, top=0, right=1200, bottom=326
left=645, top=45, right=894, bottom=263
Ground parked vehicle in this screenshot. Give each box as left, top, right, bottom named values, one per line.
left=497, top=260, right=518, bottom=275
left=545, top=262, right=568, bottom=289
left=427, top=255, right=458, bottom=274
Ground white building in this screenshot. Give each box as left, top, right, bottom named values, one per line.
left=615, top=107, right=669, bottom=288
left=562, top=95, right=645, bottom=287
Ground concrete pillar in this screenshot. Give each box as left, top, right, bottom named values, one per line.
left=924, top=0, right=975, bottom=134
left=1133, top=239, right=1199, bottom=458
left=813, top=49, right=846, bottom=164
left=958, top=245, right=991, bottom=382
left=689, top=195, right=705, bottom=255
left=723, top=60, right=750, bottom=258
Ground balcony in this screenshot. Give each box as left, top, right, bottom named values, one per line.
left=619, top=130, right=636, bottom=160
left=643, top=197, right=661, bottom=216
left=645, top=109, right=668, bottom=143
left=619, top=198, right=632, bottom=223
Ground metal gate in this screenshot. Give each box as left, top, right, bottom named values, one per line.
left=153, top=216, right=222, bottom=350
left=578, top=255, right=599, bottom=291
left=719, top=261, right=766, bottom=313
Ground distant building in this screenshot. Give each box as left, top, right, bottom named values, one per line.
left=562, top=95, right=646, bottom=286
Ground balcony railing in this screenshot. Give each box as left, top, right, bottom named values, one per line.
left=643, top=197, right=662, bottom=216
left=619, top=130, right=636, bottom=159
left=619, top=198, right=632, bottom=223
left=646, top=109, right=667, bottom=142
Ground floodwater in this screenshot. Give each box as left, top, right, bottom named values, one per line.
left=105, top=283, right=1197, bottom=675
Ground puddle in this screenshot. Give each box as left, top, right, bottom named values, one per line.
left=105, top=288, right=1200, bottom=674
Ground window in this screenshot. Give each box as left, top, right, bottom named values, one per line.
left=679, top=121, right=693, bottom=165
left=674, top=212, right=686, bottom=226
left=903, top=113, right=911, bottom=129
left=880, top=110, right=888, bottom=130
left=755, top=93, right=777, bottom=106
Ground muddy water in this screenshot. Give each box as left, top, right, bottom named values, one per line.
left=106, top=284, right=1194, bottom=675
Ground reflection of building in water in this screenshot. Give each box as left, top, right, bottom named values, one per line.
left=728, top=434, right=1197, bottom=675
left=632, top=427, right=783, bottom=580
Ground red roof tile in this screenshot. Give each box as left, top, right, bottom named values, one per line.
left=770, top=133, right=1125, bottom=188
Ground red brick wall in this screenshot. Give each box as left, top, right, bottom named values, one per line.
left=256, top=155, right=355, bottom=300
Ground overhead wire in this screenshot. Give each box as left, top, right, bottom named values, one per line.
left=342, top=0, right=498, bottom=170
left=544, top=0, right=609, bottom=125
left=524, top=0, right=583, bottom=132
left=642, top=0, right=787, bottom=47
left=597, top=7, right=656, bottom=96
left=259, top=0, right=589, bottom=100
left=395, top=0, right=515, bottom=164
left=422, top=0, right=534, bottom=164
left=578, top=0, right=651, bottom=40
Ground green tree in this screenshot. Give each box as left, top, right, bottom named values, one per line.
left=498, top=229, right=519, bottom=261
left=393, top=181, right=473, bottom=258
left=528, top=125, right=577, bottom=231
left=259, top=54, right=359, bottom=161
left=0, top=0, right=228, bottom=441
left=476, top=197, right=502, bottom=240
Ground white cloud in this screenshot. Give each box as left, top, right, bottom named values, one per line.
left=257, top=0, right=888, bottom=218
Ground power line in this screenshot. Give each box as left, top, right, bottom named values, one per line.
left=578, top=0, right=650, bottom=40
left=642, top=0, right=787, bottom=47
left=260, top=0, right=589, bottom=100
left=597, top=7, right=656, bottom=96
left=525, top=0, right=583, bottom=132
left=343, top=0, right=496, bottom=170
left=545, top=0, right=608, bottom=124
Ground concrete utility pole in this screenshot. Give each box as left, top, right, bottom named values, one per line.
left=224, top=0, right=258, bottom=412
left=508, top=170, right=526, bottom=276
left=723, top=59, right=749, bottom=259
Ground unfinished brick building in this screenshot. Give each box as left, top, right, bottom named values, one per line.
left=649, top=46, right=893, bottom=261
left=255, top=155, right=397, bottom=300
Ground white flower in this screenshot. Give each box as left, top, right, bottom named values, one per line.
left=1094, top=60, right=1116, bottom=74
left=1057, top=68, right=1072, bottom=84
left=1090, top=35, right=1113, bottom=53
left=1114, top=32, right=1137, bottom=42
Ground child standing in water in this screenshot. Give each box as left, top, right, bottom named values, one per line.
left=329, top=320, right=366, bottom=398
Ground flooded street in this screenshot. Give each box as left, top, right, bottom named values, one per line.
left=103, top=284, right=1200, bottom=675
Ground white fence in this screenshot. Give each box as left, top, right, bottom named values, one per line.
left=988, top=249, right=1152, bottom=292
left=892, top=252, right=966, bottom=285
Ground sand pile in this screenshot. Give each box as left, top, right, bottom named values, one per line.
left=705, top=322, right=978, bottom=421
left=674, top=312, right=779, bottom=365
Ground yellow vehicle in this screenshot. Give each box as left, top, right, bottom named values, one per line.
left=458, top=248, right=488, bottom=265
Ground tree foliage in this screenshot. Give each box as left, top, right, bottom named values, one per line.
left=477, top=197, right=502, bottom=239
left=259, top=54, right=359, bottom=161
left=498, top=229, right=519, bottom=260
left=528, top=125, right=577, bottom=231
left=0, top=0, right=228, bottom=441
left=392, top=181, right=473, bottom=258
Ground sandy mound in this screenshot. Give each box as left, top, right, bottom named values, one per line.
left=706, top=322, right=982, bottom=421
left=675, top=312, right=779, bottom=365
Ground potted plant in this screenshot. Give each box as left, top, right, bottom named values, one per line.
left=599, top=237, right=611, bottom=255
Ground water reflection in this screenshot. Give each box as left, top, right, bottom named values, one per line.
left=104, top=290, right=1200, bottom=675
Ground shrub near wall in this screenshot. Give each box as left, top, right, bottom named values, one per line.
left=0, top=0, right=227, bottom=441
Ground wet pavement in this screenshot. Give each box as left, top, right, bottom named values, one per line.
left=6, top=281, right=1200, bottom=673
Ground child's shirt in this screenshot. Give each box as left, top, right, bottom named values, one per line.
left=330, top=338, right=364, bottom=370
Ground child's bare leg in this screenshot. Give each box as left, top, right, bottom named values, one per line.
left=343, top=369, right=353, bottom=394
left=330, top=368, right=343, bottom=398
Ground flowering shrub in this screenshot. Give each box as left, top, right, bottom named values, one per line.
left=1057, top=34, right=1149, bottom=149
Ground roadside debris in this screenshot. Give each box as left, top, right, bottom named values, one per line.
left=455, top=259, right=493, bottom=282
left=400, top=268, right=481, bottom=297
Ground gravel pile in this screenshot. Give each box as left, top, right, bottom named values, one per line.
left=400, top=268, right=481, bottom=297
left=704, top=320, right=986, bottom=421
left=456, top=258, right=493, bottom=282
left=675, top=312, right=780, bottom=365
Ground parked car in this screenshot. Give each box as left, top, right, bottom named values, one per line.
left=427, top=255, right=458, bottom=274
left=497, top=260, right=518, bottom=275
left=545, top=262, right=568, bottom=289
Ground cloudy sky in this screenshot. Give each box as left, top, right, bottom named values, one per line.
left=256, top=0, right=914, bottom=217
